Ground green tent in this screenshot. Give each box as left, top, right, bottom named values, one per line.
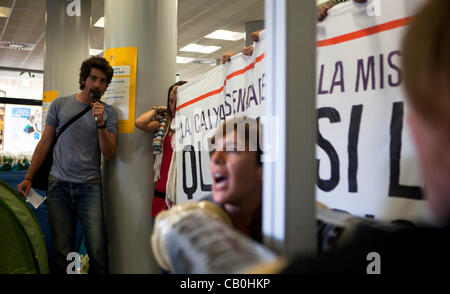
left=0, top=179, right=49, bottom=274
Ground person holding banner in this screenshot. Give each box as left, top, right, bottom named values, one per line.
left=222, top=29, right=262, bottom=64
left=135, top=81, right=187, bottom=218
left=221, top=0, right=368, bottom=64
left=222, top=30, right=262, bottom=64
left=318, top=0, right=367, bottom=22
left=281, top=0, right=450, bottom=274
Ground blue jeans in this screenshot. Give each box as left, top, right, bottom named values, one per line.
left=46, top=176, right=108, bottom=274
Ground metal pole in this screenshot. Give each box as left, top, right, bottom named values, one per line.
left=263, top=0, right=317, bottom=258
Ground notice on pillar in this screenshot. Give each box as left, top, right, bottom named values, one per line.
left=42, top=90, right=58, bottom=129
left=103, top=47, right=137, bottom=133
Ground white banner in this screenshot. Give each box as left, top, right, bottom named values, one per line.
left=176, top=32, right=266, bottom=203
left=315, top=0, right=431, bottom=222
left=176, top=0, right=433, bottom=223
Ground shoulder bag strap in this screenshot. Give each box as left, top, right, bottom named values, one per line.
left=55, top=104, right=92, bottom=141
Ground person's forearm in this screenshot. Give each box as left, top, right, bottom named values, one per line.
left=136, top=109, right=157, bottom=126
left=135, top=108, right=161, bottom=133
left=98, top=129, right=116, bottom=160
left=318, top=0, right=346, bottom=8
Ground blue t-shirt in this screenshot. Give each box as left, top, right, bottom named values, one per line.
left=46, top=95, right=118, bottom=183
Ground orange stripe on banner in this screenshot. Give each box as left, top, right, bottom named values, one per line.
left=317, top=17, right=412, bottom=47
left=176, top=53, right=265, bottom=111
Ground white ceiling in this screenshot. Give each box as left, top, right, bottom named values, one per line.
left=0, top=0, right=46, bottom=72
left=0, top=0, right=265, bottom=81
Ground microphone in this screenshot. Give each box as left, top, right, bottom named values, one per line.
left=91, top=89, right=101, bottom=122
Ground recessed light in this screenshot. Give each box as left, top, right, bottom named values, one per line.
left=0, top=7, right=11, bottom=18
left=94, top=17, right=104, bottom=28
left=205, top=30, right=245, bottom=41
left=89, top=49, right=103, bottom=56
left=176, top=56, right=195, bottom=64
left=180, top=43, right=221, bottom=54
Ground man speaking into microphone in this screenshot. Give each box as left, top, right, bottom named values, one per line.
left=17, top=56, right=118, bottom=274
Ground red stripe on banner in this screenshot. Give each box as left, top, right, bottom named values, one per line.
left=316, top=17, right=412, bottom=47
left=176, top=53, right=265, bottom=111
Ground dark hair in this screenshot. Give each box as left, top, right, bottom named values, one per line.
left=167, top=80, right=188, bottom=118
left=79, top=56, right=114, bottom=90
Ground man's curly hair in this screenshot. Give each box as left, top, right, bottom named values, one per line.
left=79, top=56, right=114, bottom=90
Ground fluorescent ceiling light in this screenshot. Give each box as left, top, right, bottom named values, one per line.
left=180, top=43, right=221, bottom=54
left=176, top=56, right=195, bottom=64
left=90, top=49, right=103, bottom=56
left=205, top=30, right=245, bottom=41
left=94, top=17, right=104, bottom=28
left=0, top=7, right=11, bottom=18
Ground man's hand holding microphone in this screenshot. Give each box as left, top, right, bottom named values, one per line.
left=90, top=89, right=106, bottom=128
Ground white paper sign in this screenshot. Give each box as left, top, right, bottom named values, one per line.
left=103, top=77, right=130, bottom=120
left=26, top=188, right=46, bottom=209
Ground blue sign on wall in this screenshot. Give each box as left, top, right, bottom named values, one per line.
left=12, top=108, right=31, bottom=119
